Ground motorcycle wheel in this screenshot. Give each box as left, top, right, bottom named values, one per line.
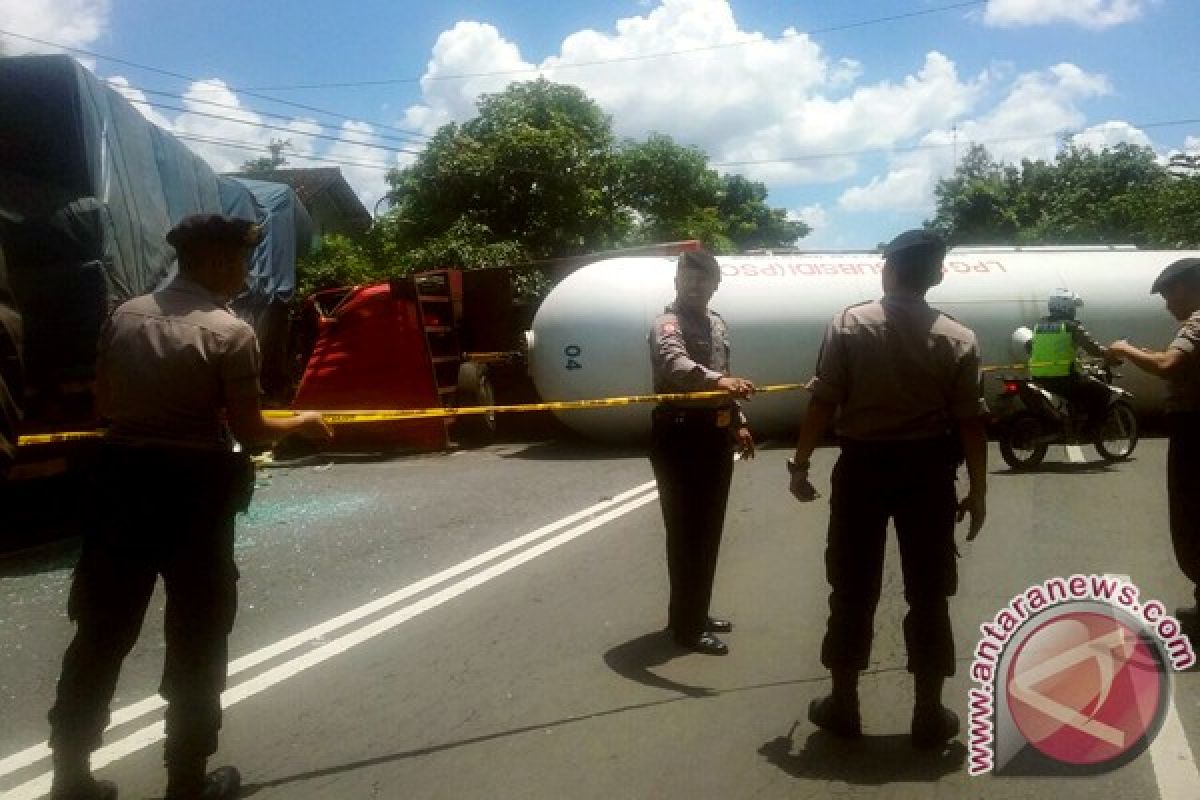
left=1094, top=402, right=1138, bottom=462
left=999, top=412, right=1049, bottom=470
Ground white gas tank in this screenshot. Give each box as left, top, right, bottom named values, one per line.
left=527, top=249, right=1194, bottom=442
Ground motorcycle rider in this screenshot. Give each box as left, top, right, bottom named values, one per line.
left=1027, top=289, right=1120, bottom=435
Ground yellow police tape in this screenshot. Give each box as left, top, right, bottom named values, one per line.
left=16, top=365, right=1032, bottom=448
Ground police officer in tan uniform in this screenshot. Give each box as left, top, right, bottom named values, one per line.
left=1108, top=257, right=1200, bottom=636
left=650, top=249, right=755, bottom=655
left=47, top=214, right=331, bottom=800
left=789, top=230, right=987, bottom=748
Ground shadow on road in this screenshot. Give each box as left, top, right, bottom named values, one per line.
left=237, top=669, right=902, bottom=796
left=602, top=629, right=716, bottom=697
left=759, top=725, right=966, bottom=785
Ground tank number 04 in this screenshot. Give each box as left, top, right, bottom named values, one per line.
left=564, top=345, right=583, bottom=370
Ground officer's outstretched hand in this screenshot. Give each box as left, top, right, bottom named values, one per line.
left=957, top=492, right=986, bottom=540
left=297, top=411, right=334, bottom=441
left=717, top=376, right=756, bottom=399
left=735, top=426, right=755, bottom=459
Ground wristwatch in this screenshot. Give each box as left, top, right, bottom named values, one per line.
left=786, top=457, right=810, bottom=475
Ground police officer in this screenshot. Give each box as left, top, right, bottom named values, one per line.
left=1028, top=288, right=1117, bottom=432
left=789, top=229, right=987, bottom=748
left=1108, top=257, right=1200, bottom=636
left=649, top=249, right=755, bottom=656
left=47, top=214, right=332, bottom=800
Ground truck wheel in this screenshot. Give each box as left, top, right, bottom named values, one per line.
left=454, top=362, right=496, bottom=447
left=998, top=412, right=1048, bottom=470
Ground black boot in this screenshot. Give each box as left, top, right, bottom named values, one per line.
left=911, top=673, right=960, bottom=749
left=808, top=669, right=862, bottom=738
left=50, top=750, right=118, bottom=800
left=166, top=758, right=241, bottom=800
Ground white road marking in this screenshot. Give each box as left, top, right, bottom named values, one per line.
left=1150, top=690, right=1200, bottom=800
left=0, top=481, right=658, bottom=795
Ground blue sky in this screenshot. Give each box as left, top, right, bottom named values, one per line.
left=1, top=0, right=1196, bottom=249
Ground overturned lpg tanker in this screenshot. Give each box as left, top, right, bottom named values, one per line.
left=526, top=247, right=1196, bottom=442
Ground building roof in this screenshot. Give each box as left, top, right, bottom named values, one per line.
left=228, top=167, right=373, bottom=233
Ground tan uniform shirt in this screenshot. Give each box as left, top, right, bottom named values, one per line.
left=650, top=304, right=745, bottom=422
left=1166, top=310, right=1200, bottom=413
left=98, top=275, right=261, bottom=450
left=810, top=293, right=986, bottom=441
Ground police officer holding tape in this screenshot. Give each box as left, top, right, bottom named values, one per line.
left=47, top=214, right=332, bottom=800
left=789, top=230, right=988, bottom=748
left=650, top=249, right=755, bottom=656
left=1108, top=257, right=1200, bottom=638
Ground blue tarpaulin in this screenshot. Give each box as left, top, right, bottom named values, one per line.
left=0, top=54, right=309, bottom=402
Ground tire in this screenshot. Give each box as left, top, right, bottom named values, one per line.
left=999, top=411, right=1049, bottom=470
left=453, top=362, right=496, bottom=447
left=1094, top=402, right=1138, bottom=462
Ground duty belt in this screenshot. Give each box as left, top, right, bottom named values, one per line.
left=653, top=405, right=735, bottom=429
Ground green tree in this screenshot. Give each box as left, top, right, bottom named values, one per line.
left=387, top=79, right=626, bottom=261
left=240, top=138, right=291, bottom=172
left=384, top=79, right=806, bottom=267
left=929, top=142, right=1200, bottom=247
left=295, top=233, right=378, bottom=298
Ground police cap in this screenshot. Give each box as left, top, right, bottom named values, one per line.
left=1150, top=257, right=1200, bottom=295
left=166, top=214, right=261, bottom=252
left=883, top=229, right=946, bottom=268
left=677, top=248, right=721, bottom=278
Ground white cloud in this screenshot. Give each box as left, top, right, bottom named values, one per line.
left=402, top=20, right=535, bottom=134
left=403, top=2, right=985, bottom=189
left=838, top=63, right=1115, bottom=213
left=107, top=75, right=173, bottom=130
left=1070, top=120, right=1153, bottom=151
left=1184, top=136, right=1200, bottom=153
left=983, top=0, right=1155, bottom=30
left=0, top=0, right=110, bottom=57
left=106, top=76, right=409, bottom=211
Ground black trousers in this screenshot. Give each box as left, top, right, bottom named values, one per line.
left=820, top=437, right=959, bottom=677
left=48, top=444, right=248, bottom=764
left=1168, top=414, right=1200, bottom=609
left=649, top=409, right=734, bottom=638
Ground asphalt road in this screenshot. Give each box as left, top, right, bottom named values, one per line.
left=1, top=438, right=1197, bottom=799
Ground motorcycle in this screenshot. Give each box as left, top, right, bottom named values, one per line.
left=995, top=362, right=1138, bottom=470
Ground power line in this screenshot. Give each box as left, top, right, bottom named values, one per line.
left=0, top=28, right=435, bottom=142
left=174, top=133, right=398, bottom=171
left=234, top=1, right=988, bottom=90
left=137, top=99, right=425, bottom=156
left=710, top=118, right=1200, bottom=169
left=109, top=81, right=431, bottom=147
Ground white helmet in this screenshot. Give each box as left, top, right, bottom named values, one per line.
left=1047, top=288, right=1082, bottom=319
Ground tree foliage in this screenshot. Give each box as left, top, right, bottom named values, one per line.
left=295, top=79, right=810, bottom=302
left=240, top=138, right=292, bottom=172
left=928, top=143, right=1200, bottom=248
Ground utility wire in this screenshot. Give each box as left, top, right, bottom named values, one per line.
left=709, top=118, right=1200, bottom=168
left=236, top=1, right=988, bottom=90
left=110, top=81, right=430, bottom=147
left=0, top=28, right=435, bottom=142
left=138, top=99, right=425, bottom=156
left=175, top=133, right=398, bottom=171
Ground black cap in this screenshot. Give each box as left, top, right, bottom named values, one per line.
left=883, top=229, right=946, bottom=265
left=166, top=213, right=261, bottom=252
left=677, top=249, right=720, bottom=278
left=1151, top=257, right=1200, bottom=294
